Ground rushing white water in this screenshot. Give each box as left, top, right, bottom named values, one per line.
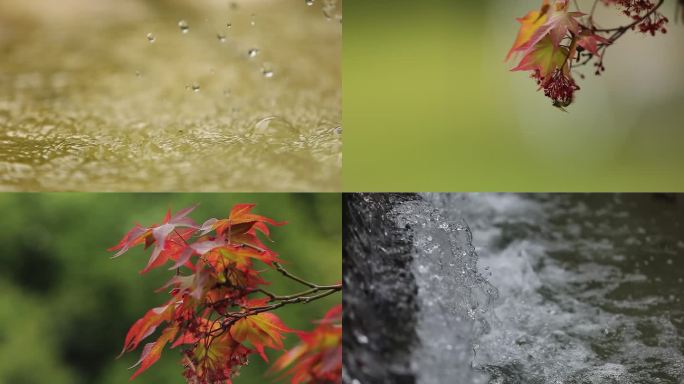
left=420, top=193, right=684, bottom=384
left=392, top=199, right=497, bottom=384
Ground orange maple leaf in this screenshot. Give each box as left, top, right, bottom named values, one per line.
left=230, top=312, right=293, bottom=362
left=129, top=325, right=179, bottom=380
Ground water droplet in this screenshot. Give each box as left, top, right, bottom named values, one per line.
left=262, top=68, right=274, bottom=78
left=217, top=33, right=226, bottom=43
left=355, top=333, right=369, bottom=344
left=351, top=380, right=362, bottom=384
left=178, top=20, right=189, bottom=34
left=250, top=14, right=256, bottom=27
left=666, top=259, right=673, bottom=265
left=226, top=22, right=232, bottom=29
left=135, top=71, right=141, bottom=78
left=146, top=33, right=155, bottom=43
left=247, top=48, right=259, bottom=58
left=306, top=0, right=314, bottom=5
left=187, top=83, right=200, bottom=92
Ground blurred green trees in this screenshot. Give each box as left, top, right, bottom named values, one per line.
left=0, top=193, right=341, bottom=384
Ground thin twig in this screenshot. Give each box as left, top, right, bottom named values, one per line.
left=274, top=262, right=318, bottom=288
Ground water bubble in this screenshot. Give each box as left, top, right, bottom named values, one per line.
left=178, top=20, right=189, bottom=34
left=252, top=116, right=299, bottom=143
left=247, top=48, right=259, bottom=58
left=146, top=33, right=155, bottom=43
left=355, top=332, right=369, bottom=344
left=217, top=33, right=226, bottom=43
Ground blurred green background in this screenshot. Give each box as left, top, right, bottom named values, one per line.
left=0, top=193, right=341, bottom=384
left=343, top=0, right=684, bottom=191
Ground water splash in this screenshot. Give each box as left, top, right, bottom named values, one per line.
left=424, top=193, right=684, bottom=383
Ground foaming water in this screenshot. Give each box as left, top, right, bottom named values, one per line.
left=423, top=194, right=684, bottom=384
left=391, top=199, right=497, bottom=384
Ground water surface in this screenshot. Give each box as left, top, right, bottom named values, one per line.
left=0, top=0, right=341, bottom=191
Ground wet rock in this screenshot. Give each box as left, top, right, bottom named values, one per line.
left=343, top=193, right=420, bottom=384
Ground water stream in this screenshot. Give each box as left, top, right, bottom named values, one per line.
left=344, top=194, right=684, bottom=384
left=421, top=193, right=684, bottom=384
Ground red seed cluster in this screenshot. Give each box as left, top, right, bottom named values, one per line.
left=542, top=70, right=580, bottom=108
left=603, top=0, right=668, bottom=35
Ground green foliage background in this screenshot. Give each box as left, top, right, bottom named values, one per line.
left=343, top=0, right=684, bottom=191
left=0, top=193, right=341, bottom=384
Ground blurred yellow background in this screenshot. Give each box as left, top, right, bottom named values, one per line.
left=343, top=0, right=684, bottom=191
left=0, top=0, right=341, bottom=191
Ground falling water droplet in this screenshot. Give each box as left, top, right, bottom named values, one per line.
left=250, top=14, right=256, bottom=27
left=247, top=48, right=259, bottom=58
left=178, top=20, right=189, bottom=34
left=146, top=33, right=155, bottom=43
left=262, top=68, right=274, bottom=78
left=187, top=83, right=200, bottom=92
left=217, top=33, right=226, bottom=42
left=306, top=0, right=314, bottom=5
left=226, top=22, right=232, bottom=29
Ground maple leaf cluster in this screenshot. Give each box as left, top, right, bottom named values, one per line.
left=272, top=305, right=342, bottom=384
left=110, top=204, right=341, bottom=384
left=507, top=0, right=669, bottom=108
